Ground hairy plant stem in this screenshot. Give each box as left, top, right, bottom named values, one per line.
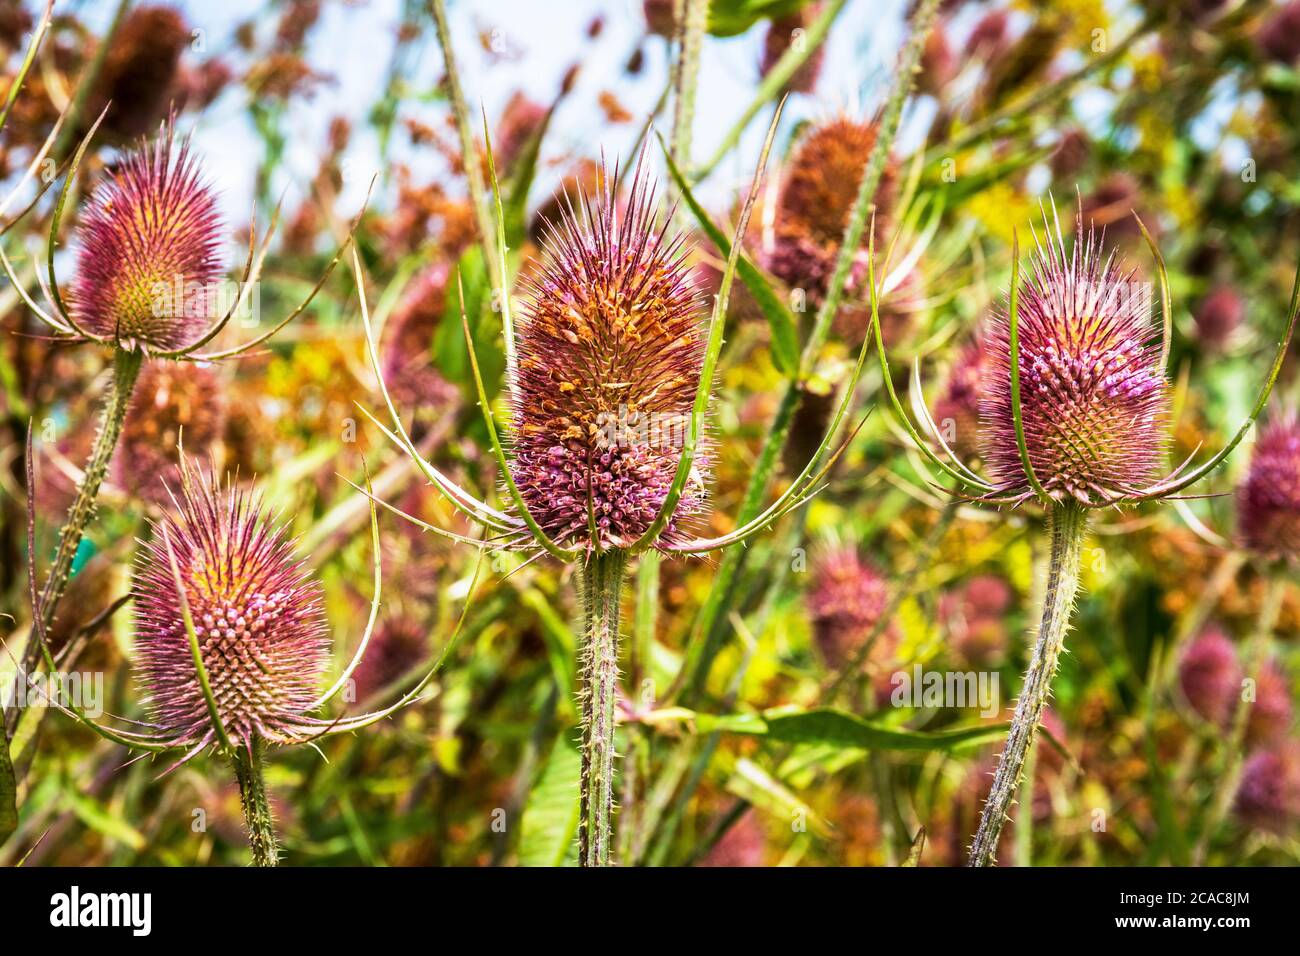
left=969, top=501, right=1087, bottom=867
left=1193, top=572, right=1285, bottom=865
left=233, top=737, right=279, bottom=867
left=7, top=347, right=142, bottom=737
left=669, top=0, right=707, bottom=168
left=672, top=0, right=942, bottom=705
left=578, top=550, right=627, bottom=867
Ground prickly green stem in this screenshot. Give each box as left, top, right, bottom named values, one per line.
left=9, top=347, right=142, bottom=735
left=233, top=737, right=279, bottom=867
left=970, top=501, right=1087, bottom=867
left=579, top=550, right=627, bottom=867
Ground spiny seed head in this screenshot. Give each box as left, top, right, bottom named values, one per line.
left=760, top=6, right=824, bottom=93
left=133, top=461, right=328, bottom=750
left=1246, top=660, right=1293, bottom=749
left=1194, top=284, right=1244, bottom=350
left=114, top=361, right=227, bottom=504
left=934, top=340, right=986, bottom=461
left=1235, top=745, right=1300, bottom=834
left=512, top=162, right=707, bottom=553
left=980, top=217, right=1170, bottom=504
left=74, top=127, right=224, bottom=353
left=776, top=117, right=896, bottom=248
left=1238, top=414, right=1300, bottom=560
left=1178, top=626, right=1240, bottom=728
left=807, top=547, right=890, bottom=670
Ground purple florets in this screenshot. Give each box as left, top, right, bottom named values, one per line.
left=1238, top=414, right=1300, bottom=560
left=512, top=164, right=707, bottom=552
left=1178, top=626, right=1241, bottom=728
left=133, top=461, right=328, bottom=751
left=980, top=216, right=1169, bottom=504
left=74, top=128, right=224, bottom=353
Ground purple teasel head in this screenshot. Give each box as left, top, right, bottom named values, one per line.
left=132, top=460, right=330, bottom=752
left=1235, top=745, right=1300, bottom=834
left=979, top=214, right=1170, bottom=505
left=511, top=162, right=709, bottom=553
left=807, top=546, right=891, bottom=671
left=73, top=126, right=224, bottom=353
left=876, top=202, right=1298, bottom=513
left=1238, top=413, right=1300, bottom=561
left=1177, top=625, right=1241, bottom=728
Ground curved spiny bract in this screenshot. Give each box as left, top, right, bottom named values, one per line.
left=133, top=461, right=328, bottom=752
left=73, top=126, right=224, bottom=353
left=980, top=216, right=1169, bottom=507
left=512, top=163, right=708, bottom=553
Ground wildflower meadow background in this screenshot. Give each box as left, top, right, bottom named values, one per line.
left=0, top=0, right=1298, bottom=868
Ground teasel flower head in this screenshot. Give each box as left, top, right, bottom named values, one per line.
left=1194, top=284, right=1244, bottom=350
left=776, top=117, right=896, bottom=249
left=92, top=6, right=191, bottom=142
left=1237, top=413, right=1300, bottom=561
left=979, top=215, right=1170, bottom=505
left=350, top=616, right=428, bottom=703
left=1257, top=1, right=1300, bottom=66
left=1235, top=745, right=1300, bottom=834
left=760, top=5, right=824, bottom=94
left=114, top=361, right=227, bottom=504
left=1246, top=660, right=1294, bottom=749
left=133, top=459, right=329, bottom=752
left=1178, top=625, right=1241, bottom=728
left=807, top=547, right=891, bottom=670
left=73, top=126, right=224, bottom=353
left=512, top=163, right=708, bottom=553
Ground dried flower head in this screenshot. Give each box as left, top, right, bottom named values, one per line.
left=1178, top=626, right=1241, bottom=727
left=1235, top=745, right=1300, bottom=834
left=350, top=617, right=428, bottom=703
left=133, top=461, right=328, bottom=751
left=980, top=216, right=1170, bottom=505
left=775, top=117, right=896, bottom=249
left=1238, top=414, right=1300, bottom=560
left=114, top=361, right=227, bottom=503
left=92, top=6, right=190, bottom=141
left=512, top=164, right=707, bottom=552
left=73, top=128, right=224, bottom=353
left=1246, top=660, right=1294, bottom=748
left=807, top=547, right=890, bottom=670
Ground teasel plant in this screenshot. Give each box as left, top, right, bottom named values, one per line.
left=1190, top=411, right=1300, bottom=861
left=350, top=106, right=875, bottom=866
left=875, top=207, right=1300, bottom=866
left=2, top=112, right=364, bottom=737
left=23, top=446, right=482, bottom=866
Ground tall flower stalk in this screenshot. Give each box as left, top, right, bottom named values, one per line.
left=354, top=105, right=873, bottom=864
left=876, top=210, right=1299, bottom=866
left=5, top=117, right=361, bottom=736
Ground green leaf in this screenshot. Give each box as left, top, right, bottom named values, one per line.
left=694, top=706, right=1009, bottom=752
left=66, top=790, right=146, bottom=852
left=518, top=732, right=581, bottom=866
left=707, top=0, right=810, bottom=37
left=726, top=757, right=828, bottom=835
left=434, top=247, right=491, bottom=388
left=660, top=141, right=800, bottom=377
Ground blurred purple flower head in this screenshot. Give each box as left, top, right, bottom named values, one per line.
left=760, top=5, right=824, bottom=94
left=1238, top=414, right=1300, bottom=560
left=513, top=162, right=707, bottom=552
left=807, top=547, right=890, bottom=670
left=133, top=461, right=328, bottom=751
left=74, top=128, right=225, bottom=353
left=1257, top=2, right=1300, bottom=65
left=1235, top=745, right=1300, bottom=834
left=980, top=215, right=1169, bottom=505
left=1178, top=626, right=1241, bottom=727
left=1194, top=284, right=1244, bottom=350
left=1246, top=660, right=1294, bottom=748
left=933, top=340, right=986, bottom=460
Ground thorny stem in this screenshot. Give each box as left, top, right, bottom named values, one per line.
left=579, top=550, right=627, bottom=867
left=969, top=501, right=1087, bottom=867
left=7, top=347, right=143, bottom=736
left=1193, top=573, right=1286, bottom=865
left=429, top=0, right=502, bottom=296
left=674, top=0, right=942, bottom=704
left=669, top=0, right=707, bottom=168
left=233, top=737, right=279, bottom=868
